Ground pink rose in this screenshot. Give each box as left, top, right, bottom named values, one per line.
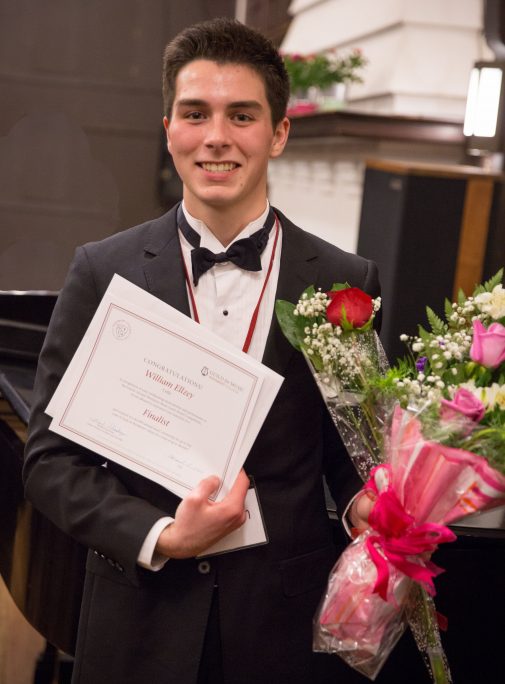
left=326, top=287, right=373, bottom=328
left=440, top=388, right=485, bottom=425
left=470, top=319, right=505, bottom=369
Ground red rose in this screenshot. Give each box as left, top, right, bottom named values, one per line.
left=326, top=287, right=373, bottom=328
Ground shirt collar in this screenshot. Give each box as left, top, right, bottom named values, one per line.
left=180, top=200, right=270, bottom=252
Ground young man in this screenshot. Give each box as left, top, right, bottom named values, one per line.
left=24, top=18, right=378, bottom=684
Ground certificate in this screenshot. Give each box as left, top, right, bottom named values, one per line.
left=47, top=275, right=283, bottom=501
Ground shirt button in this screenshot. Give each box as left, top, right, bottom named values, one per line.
left=223, top=309, right=229, bottom=316
left=198, top=560, right=211, bottom=575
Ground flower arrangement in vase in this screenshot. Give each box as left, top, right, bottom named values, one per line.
left=282, top=48, right=367, bottom=116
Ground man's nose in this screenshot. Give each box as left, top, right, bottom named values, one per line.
left=204, top=116, right=231, bottom=148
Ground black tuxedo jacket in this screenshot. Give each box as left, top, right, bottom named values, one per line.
left=24, top=206, right=379, bottom=684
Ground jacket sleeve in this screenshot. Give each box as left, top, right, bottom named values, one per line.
left=23, top=247, right=170, bottom=585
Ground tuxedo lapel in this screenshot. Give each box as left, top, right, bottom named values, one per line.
left=141, top=206, right=191, bottom=317
left=262, top=211, right=320, bottom=376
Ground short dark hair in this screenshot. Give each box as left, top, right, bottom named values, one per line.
left=162, top=18, right=290, bottom=127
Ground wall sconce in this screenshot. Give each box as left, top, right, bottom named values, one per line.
left=464, top=61, right=505, bottom=156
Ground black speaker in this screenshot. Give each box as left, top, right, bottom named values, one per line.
left=357, top=160, right=502, bottom=362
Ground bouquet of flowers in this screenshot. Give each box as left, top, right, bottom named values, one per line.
left=275, top=272, right=505, bottom=682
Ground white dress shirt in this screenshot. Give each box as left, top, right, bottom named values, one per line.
left=137, top=201, right=283, bottom=569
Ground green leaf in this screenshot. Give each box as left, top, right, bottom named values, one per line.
left=302, top=284, right=316, bottom=299
left=309, top=352, right=324, bottom=372
left=275, top=300, right=304, bottom=350
left=329, top=282, right=350, bottom=292
left=417, top=325, right=431, bottom=342
left=474, top=268, right=503, bottom=295
left=444, top=298, right=453, bottom=321
left=338, top=306, right=354, bottom=332
left=426, top=306, right=447, bottom=335
left=457, top=288, right=466, bottom=306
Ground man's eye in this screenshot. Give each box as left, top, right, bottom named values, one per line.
left=232, top=113, right=253, bottom=123
left=185, top=111, right=205, bottom=120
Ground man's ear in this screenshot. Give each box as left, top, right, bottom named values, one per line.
left=163, top=116, right=171, bottom=153
left=270, top=117, right=290, bottom=159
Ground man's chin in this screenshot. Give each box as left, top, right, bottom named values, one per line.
left=194, top=189, right=240, bottom=208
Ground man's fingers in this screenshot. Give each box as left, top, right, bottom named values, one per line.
left=355, top=490, right=376, bottom=524
left=193, top=475, right=221, bottom=501
left=228, top=469, right=250, bottom=502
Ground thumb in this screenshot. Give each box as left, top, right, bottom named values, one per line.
left=355, top=490, right=376, bottom=524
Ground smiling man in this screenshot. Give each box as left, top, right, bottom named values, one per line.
left=163, top=59, right=289, bottom=241
left=24, top=18, right=379, bottom=684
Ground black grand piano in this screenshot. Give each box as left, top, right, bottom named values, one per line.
left=1, top=291, right=504, bottom=684
left=0, top=291, right=85, bottom=683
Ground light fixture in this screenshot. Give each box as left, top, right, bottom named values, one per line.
left=464, top=61, right=505, bottom=154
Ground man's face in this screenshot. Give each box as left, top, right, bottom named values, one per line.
left=164, top=59, right=289, bottom=218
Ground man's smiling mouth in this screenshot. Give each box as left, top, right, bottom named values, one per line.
left=199, top=162, right=239, bottom=172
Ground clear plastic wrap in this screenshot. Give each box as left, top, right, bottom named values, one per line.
left=313, top=406, right=505, bottom=680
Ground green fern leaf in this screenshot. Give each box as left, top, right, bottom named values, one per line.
left=444, top=298, right=453, bottom=321
left=426, top=306, right=447, bottom=334
left=480, top=268, right=503, bottom=294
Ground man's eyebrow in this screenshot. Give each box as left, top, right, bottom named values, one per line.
left=174, top=98, right=264, bottom=110
left=175, top=98, right=208, bottom=108
left=227, top=100, right=263, bottom=110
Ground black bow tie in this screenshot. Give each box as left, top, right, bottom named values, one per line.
left=177, top=204, right=276, bottom=286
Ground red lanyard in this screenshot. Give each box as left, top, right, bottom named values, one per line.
left=181, top=215, right=280, bottom=354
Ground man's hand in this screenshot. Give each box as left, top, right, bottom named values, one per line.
left=155, top=469, right=250, bottom=559
left=348, top=489, right=376, bottom=537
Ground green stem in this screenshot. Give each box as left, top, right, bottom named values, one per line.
left=462, top=426, right=501, bottom=451
left=409, top=585, right=452, bottom=684
left=341, top=402, right=381, bottom=467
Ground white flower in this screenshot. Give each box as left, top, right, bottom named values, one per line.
left=454, top=380, right=505, bottom=410
left=495, top=386, right=505, bottom=410
left=474, top=284, right=505, bottom=319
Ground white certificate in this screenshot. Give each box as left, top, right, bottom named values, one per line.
left=47, top=275, right=283, bottom=501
